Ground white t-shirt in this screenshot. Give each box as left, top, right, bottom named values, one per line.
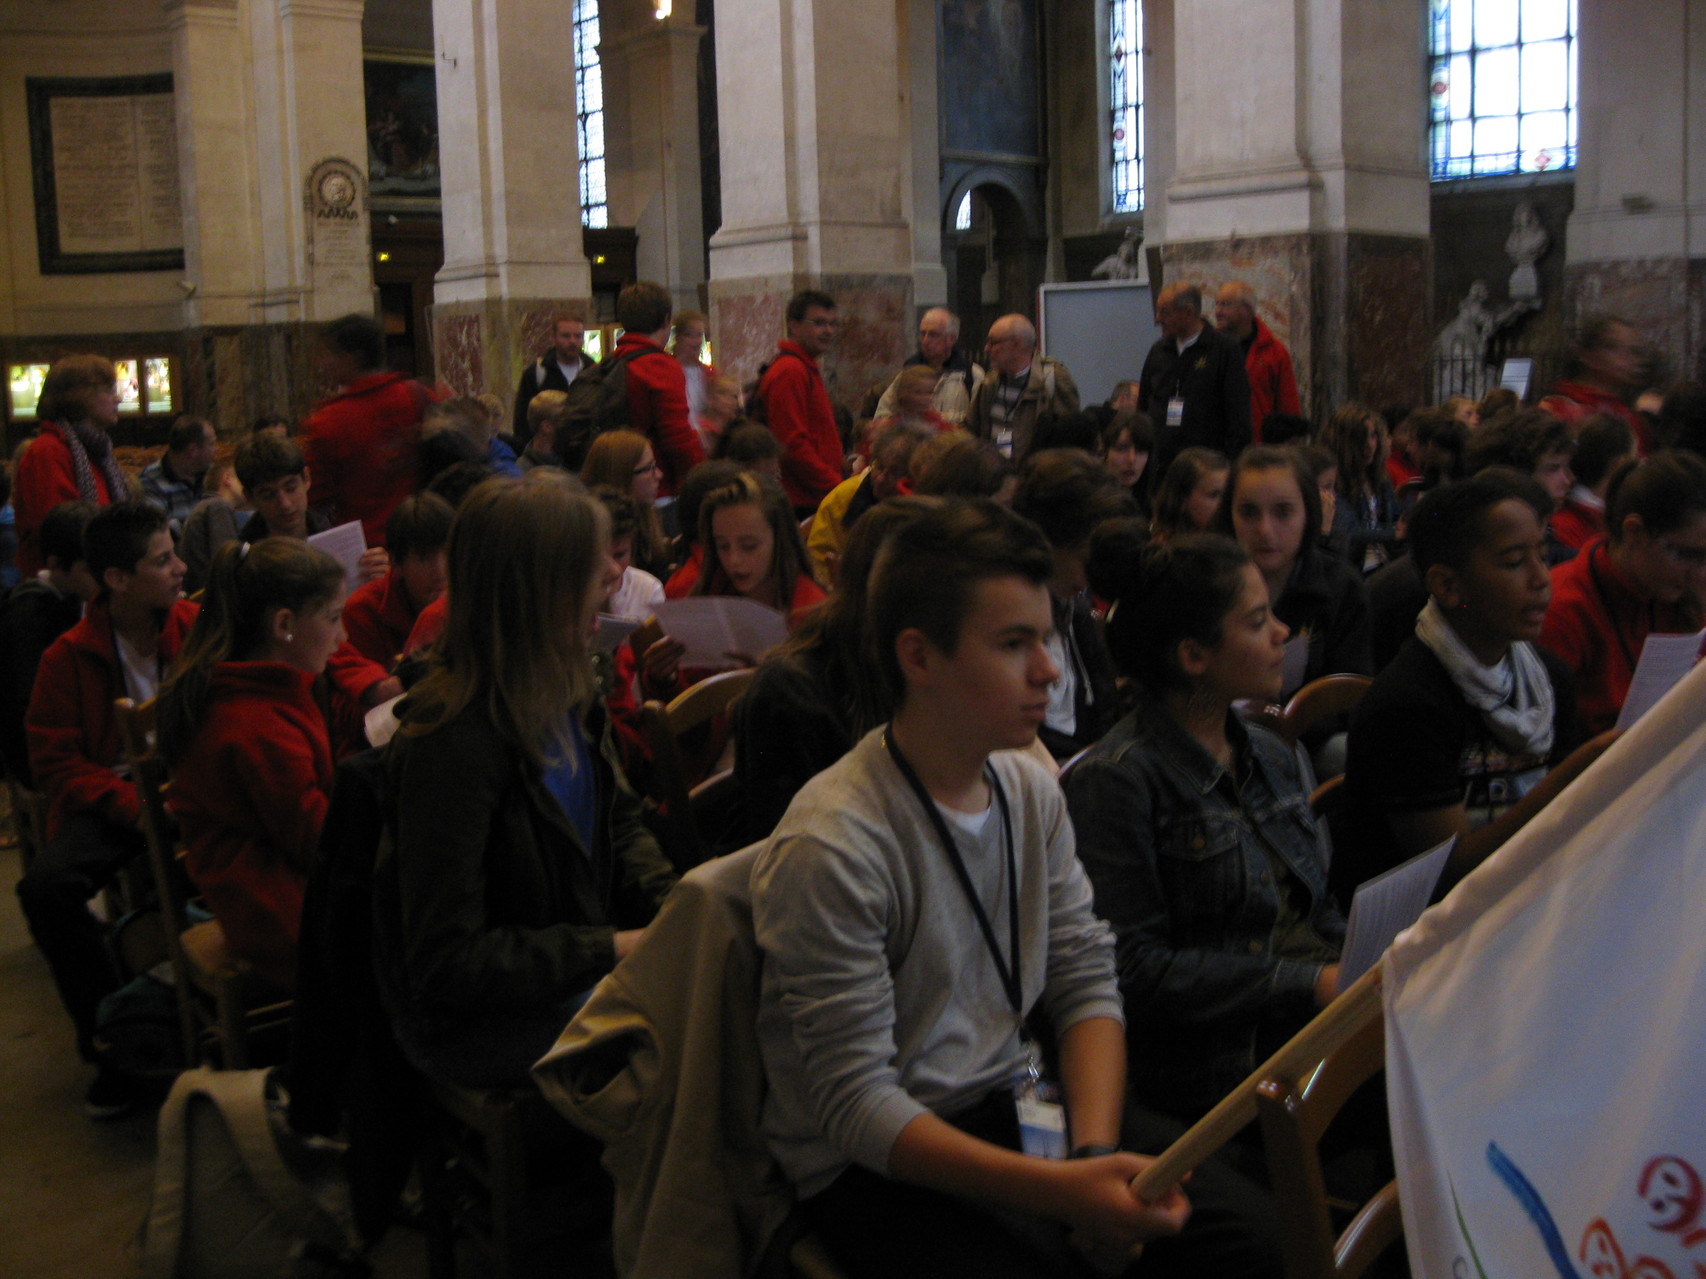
left=608, top=565, right=665, bottom=621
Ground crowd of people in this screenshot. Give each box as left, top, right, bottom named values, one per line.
left=4, top=278, right=1703, bottom=1277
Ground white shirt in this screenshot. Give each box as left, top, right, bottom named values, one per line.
left=608, top=565, right=665, bottom=621
left=556, top=358, right=582, bottom=387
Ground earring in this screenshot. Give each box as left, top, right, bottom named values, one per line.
left=285, top=632, right=294, bottom=644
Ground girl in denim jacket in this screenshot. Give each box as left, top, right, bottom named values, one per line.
left=1064, top=534, right=1345, bottom=1121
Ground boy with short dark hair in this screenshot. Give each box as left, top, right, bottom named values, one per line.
left=341, top=492, right=453, bottom=669
left=751, top=499, right=1194, bottom=1277
left=17, top=501, right=197, bottom=1116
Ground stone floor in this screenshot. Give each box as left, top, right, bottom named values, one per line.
left=0, top=842, right=432, bottom=1278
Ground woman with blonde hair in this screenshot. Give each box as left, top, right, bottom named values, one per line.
left=15, top=354, right=131, bottom=575
left=158, top=537, right=346, bottom=991
left=582, top=428, right=671, bottom=577
left=374, top=474, right=676, bottom=1087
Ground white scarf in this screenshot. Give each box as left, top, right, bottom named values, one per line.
left=1414, top=598, right=1554, bottom=758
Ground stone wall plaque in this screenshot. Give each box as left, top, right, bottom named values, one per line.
left=26, top=75, right=185, bottom=275
left=305, top=157, right=370, bottom=302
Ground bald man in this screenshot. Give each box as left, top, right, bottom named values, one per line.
left=1136, top=283, right=1251, bottom=475
left=965, top=313, right=1080, bottom=460
left=1214, top=281, right=1300, bottom=441
left=873, top=307, right=985, bottom=426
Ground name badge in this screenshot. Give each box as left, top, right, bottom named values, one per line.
left=1166, top=397, right=1185, bottom=428
left=993, top=424, right=1015, bottom=457
left=1013, top=1075, right=1068, bottom=1159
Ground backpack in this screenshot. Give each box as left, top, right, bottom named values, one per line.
left=94, top=971, right=184, bottom=1078
left=555, top=346, right=649, bottom=470
left=144, top=1067, right=365, bottom=1279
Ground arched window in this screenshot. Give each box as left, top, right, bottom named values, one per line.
left=1430, top=0, right=1576, bottom=180
left=573, top=0, right=609, bottom=228
left=1109, top=0, right=1143, bottom=212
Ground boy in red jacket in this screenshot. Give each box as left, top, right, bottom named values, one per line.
left=16, top=502, right=198, bottom=1117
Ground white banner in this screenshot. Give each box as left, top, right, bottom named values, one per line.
left=1385, top=656, right=1706, bottom=1279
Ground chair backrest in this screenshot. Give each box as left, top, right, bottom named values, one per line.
left=1254, top=1006, right=1402, bottom=1279
left=1276, top=675, right=1373, bottom=747
left=640, top=668, right=757, bottom=869
left=114, top=696, right=200, bottom=1063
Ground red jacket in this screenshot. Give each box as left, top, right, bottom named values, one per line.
left=1550, top=494, right=1605, bottom=552
left=758, top=342, right=844, bottom=509
left=26, top=596, right=200, bottom=839
left=1539, top=382, right=1654, bottom=456
left=14, top=422, right=122, bottom=577
left=166, top=662, right=333, bottom=991
left=302, top=372, right=442, bottom=543
left=613, top=333, right=705, bottom=497
left=1245, top=319, right=1302, bottom=440
left=404, top=591, right=449, bottom=655
left=342, top=567, right=419, bottom=668
left=1538, top=537, right=1692, bottom=735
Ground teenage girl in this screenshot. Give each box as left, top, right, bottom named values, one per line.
left=1319, top=402, right=1400, bottom=574
left=158, top=537, right=345, bottom=991
left=583, top=429, right=671, bottom=578
left=1149, top=446, right=1228, bottom=542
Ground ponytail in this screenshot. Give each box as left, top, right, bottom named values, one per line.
left=158, top=537, right=344, bottom=763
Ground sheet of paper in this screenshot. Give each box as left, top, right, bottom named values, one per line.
left=1614, top=628, right=1706, bottom=731
left=595, top=613, right=641, bottom=653
left=363, top=693, right=403, bottom=749
left=652, top=597, right=788, bottom=669
left=1280, top=632, right=1310, bottom=699
left=1339, top=836, right=1455, bottom=986
left=306, top=520, right=367, bottom=594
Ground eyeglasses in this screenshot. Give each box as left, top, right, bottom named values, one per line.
left=633, top=459, right=661, bottom=477
left=1659, top=538, right=1706, bottom=568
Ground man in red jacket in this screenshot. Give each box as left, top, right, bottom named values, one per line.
left=16, top=502, right=198, bottom=1117
left=759, top=289, right=845, bottom=513
left=610, top=281, right=706, bottom=497
left=1215, top=281, right=1301, bottom=441
left=301, top=313, right=442, bottom=543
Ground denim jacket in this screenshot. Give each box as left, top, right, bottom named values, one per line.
left=1064, top=698, right=1346, bottom=1118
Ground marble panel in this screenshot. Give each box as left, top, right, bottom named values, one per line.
left=1564, top=259, right=1704, bottom=384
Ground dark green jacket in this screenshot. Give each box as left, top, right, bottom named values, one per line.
left=373, top=695, right=676, bottom=1038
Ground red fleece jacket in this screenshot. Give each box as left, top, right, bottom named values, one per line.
left=613, top=333, right=705, bottom=496
left=26, top=596, right=200, bottom=839
left=758, top=342, right=843, bottom=509
left=14, top=422, right=121, bottom=577
left=302, top=371, right=443, bottom=542
left=167, top=662, right=333, bottom=991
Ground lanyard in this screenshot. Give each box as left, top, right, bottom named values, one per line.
left=883, top=730, right=1023, bottom=1023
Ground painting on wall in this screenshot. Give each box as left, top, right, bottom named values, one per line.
left=364, top=54, right=440, bottom=206
left=938, top=0, right=1041, bottom=161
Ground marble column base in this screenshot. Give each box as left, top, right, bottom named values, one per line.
left=708, top=272, right=913, bottom=410
left=428, top=296, right=596, bottom=400
left=1563, top=258, right=1706, bottom=385
left=1161, top=231, right=1431, bottom=421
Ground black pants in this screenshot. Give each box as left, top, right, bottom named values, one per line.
left=799, top=1093, right=1283, bottom=1279
left=16, top=809, right=147, bottom=1061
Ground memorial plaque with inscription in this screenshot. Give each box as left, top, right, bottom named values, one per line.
left=27, top=75, right=185, bottom=274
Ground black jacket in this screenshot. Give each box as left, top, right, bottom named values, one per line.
left=511, top=348, right=597, bottom=442
left=1137, top=325, right=1252, bottom=473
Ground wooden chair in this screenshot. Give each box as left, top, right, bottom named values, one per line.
left=418, top=1077, right=610, bottom=1279
left=640, top=668, right=757, bottom=869
left=6, top=776, right=48, bottom=873
left=114, top=697, right=291, bottom=1069
left=1254, top=1004, right=1403, bottom=1279
left=1274, top=675, right=1374, bottom=748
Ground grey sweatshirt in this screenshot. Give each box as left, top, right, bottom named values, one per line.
left=752, top=728, right=1122, bottom=1198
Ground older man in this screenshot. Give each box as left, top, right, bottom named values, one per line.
left=1137, top=283, right=1250, bottom=475
left=1214, top=281, right=1300, bottom=441
left=873, top=307, right=985, bottom=426
left=965, top=313, right=1080, bottom=461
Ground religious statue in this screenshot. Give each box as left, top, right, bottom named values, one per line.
left=1505, top=201, right=1548, bottom=304
left=1092, top=226, right=1143, bottom=280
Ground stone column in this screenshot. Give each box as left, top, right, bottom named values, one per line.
left=429, top=0, right=592, bottom=397
left=1151, top=0, right=1432, bottom=416
left=705, top=0, right=914, bottom=401
left=601, top=5, right=707, bottom=316
left=1564, top=0, right=1705, bottom=379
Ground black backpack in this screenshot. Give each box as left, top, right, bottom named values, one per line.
left=555, top=346, right=648, bottom=470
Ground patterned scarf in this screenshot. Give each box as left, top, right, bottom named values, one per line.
left=61, top=420, right=130, bottom=506
left=1415, top=598, right=1554, bottom=758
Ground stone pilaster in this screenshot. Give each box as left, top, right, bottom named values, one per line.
left=706, top=0, right=915, bottom=395
left=1151, top=0, right=1432, bottom=413
left=1563, top=0, right=1706, bottom=376
left=429, top=0, right=592, bottom=398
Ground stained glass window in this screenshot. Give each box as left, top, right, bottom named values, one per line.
left=1110, top=0, right=1143, bottom=212
left=1430, top=0, right=1576, bottom=180
left=573, top=0, right=608, bottom=228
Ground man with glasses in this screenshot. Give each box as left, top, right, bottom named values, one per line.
left=966, top=314, right=1080, bottom=462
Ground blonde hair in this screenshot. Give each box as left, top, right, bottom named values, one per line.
left=401, top=475, right=609, bottom=767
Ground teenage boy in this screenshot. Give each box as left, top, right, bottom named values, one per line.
left=752, top=500, right=1197, bottom=1278
left=341, top=492, right=453, bottom=670
left=0, top=501, right=100, bottom=787
left=17, top=502, right=197, bottom=1116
